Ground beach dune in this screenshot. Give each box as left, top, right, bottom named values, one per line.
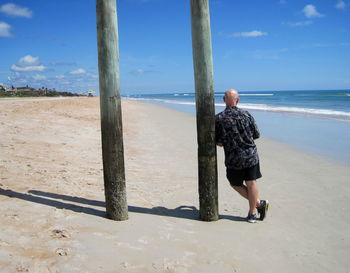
left=0, top=97, right=349, bottom=273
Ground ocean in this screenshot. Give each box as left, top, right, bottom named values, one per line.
left=126, top=90, right=350, bottom=165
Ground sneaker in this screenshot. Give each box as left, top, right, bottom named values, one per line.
left=247, top=213, right=258, bottom=223
left=257, top=200, right=269, bottom=221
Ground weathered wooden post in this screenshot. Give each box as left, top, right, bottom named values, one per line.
left=96, top=0, right=128, bottom=221
left=190, top=0, right=218, bottom=221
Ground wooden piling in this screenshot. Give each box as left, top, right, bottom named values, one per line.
left=96, top=0, right=128, bottom=221
left=190, top=0, right=219, bottom=221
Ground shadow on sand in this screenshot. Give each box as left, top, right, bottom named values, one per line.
left=0, top=188, right=246, bottom=222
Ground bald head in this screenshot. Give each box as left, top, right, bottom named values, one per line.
left=224, top=89, right=239, bottom=107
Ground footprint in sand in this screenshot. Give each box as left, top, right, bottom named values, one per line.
left=0, top=239, right=10, bottom=246
left=51, top=229, right=70, bottom=239
left=55, top=248, right=69, bottom=256
left=15, top=265, right=29, bottom=272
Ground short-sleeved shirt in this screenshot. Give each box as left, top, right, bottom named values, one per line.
left=215, top=106, right=260, bottom=170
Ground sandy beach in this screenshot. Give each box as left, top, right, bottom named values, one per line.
left=1, top=97, right=349, bottom=273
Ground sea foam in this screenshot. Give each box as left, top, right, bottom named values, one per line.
left=130, top=98, right=350, bottom=119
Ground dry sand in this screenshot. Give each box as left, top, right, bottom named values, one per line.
left=0, top=97, right=349, bottom=273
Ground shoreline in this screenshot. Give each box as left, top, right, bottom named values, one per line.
left=1, top=96, right=348, bottom=166
left=1, top=97, right=349, bottom=272
left=126, top=98, right=350, bottom=167
left=125, top=92, right=350, bottom=123
left=126, top=98, right=350, bottom=122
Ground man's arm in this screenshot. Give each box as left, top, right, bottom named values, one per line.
left=249, top=114, right=260, bottom=139
left=215, top=115, right=224, bottom=147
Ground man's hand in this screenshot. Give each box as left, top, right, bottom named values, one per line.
left=217, top=143, right=223, bottom=147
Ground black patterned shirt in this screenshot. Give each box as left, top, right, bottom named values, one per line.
left=215, top=106, right=260, bottom=170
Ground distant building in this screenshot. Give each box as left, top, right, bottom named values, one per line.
left=17, top=86, right=35, bottom=92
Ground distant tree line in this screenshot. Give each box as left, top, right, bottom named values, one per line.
left=0, top=85, right=86, bottom=97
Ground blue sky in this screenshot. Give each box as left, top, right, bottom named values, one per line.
left=0, top=0, right=349, bottom=94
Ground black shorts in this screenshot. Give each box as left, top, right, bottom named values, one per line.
left=226, top=163, right=262, bottom=187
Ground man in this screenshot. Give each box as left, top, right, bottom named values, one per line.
left=215, top=89, right=269, bottom=223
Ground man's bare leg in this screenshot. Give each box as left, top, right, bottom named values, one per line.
left=245, top=180, right=260, bottom=215
left=232, top=184, right=260, bottom=208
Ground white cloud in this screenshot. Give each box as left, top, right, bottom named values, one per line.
left=6, top=72, right=28, bottom=85
left=230, top=30, right=268, bottom=38
left=0, top=21, right=12, bottom=37
left=11, top=55, right=47, bottom=72
left=60, top=80, right=71, bottom=85
left=69, top=68, right=86, bottom=75
left=33, top=74, right=46, bottom=80
left=87, top=73, right=98, bottom=79
left=55, top=75, right=65, bottom=79
left=286, top=20, right=313, bottom=27
left=16, top=78, right=28, bottom=85
left=129, top=68, right=158, bottom=76
left=18, top=55, right=39, bottom=66
left=136, top=69, right=145, bottom=74
left=11, top=64, right=46, bottom=72
left=336, top=0, right=346, bottom=9
left=0, top=3, right=32, bottom=18
left=302, top=5, right=324, bottom=18
left=130, top=69, right=145, bottom=76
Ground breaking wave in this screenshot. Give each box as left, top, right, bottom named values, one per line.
left=129, top=98, right=350, bottom=119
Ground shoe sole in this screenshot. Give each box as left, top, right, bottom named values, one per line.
left=247, top=214, right=258, bottom=223
left=259, top=200, right=269, bottom=221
